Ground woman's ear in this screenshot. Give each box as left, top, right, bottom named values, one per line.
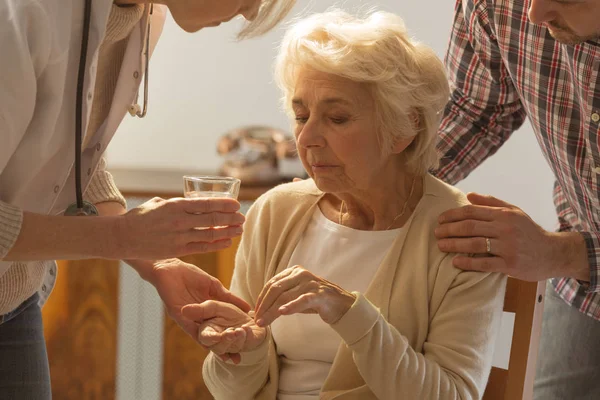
left=391, top=136, right=415, bottom=154
left=391, top=109, right=420, bottom=154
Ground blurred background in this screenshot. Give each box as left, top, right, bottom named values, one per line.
left=44, top=1, right=556, bottom=399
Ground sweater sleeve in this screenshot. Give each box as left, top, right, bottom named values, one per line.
left=330, top=258, right=507, bottom=400
left=202, top=198, right=277, bottom=400
left=83, top=157, right=127, bottom=209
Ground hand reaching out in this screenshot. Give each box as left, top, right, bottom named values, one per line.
left=182, top=300, right=267, bottom=364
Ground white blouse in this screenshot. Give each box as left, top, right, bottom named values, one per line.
left=271, top=206, right=402, bottom=399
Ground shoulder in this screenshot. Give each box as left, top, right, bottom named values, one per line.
left=420, top=174, right=470, bottom=215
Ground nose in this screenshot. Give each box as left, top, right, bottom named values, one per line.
left=528, top=0, right=555, bottom=25
left=242, top=0, right=261, bottom=21
left=297, top=118, right=326, bottom=149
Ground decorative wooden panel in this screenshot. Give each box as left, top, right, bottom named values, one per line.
left=42, top=258, right=120, bottom=400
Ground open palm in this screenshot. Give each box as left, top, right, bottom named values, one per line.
left=182, top=300, right=267, bottom=358
left=150, top=259, right=250, bottom=341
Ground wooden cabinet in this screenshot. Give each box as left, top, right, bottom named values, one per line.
left=41, top=177, right=274, bottom=399
left=42, top=237, right=242, bottom=400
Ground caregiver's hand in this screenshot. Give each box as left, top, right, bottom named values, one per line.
left=115, top=197, right=245, bottom=260
left=435, top=193, right=589, bottom=282
left=254, top=265, right=357, bottom=327
left=146, top=258, right=251, bottom=341
left=182, top=300, right=266, bottom=364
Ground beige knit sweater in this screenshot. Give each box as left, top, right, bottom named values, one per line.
left=0, top=5, right=142, bottom=316
left=203, top=176, right=507, bottom=400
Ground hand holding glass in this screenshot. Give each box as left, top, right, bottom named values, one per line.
left=183, top=176, right=242, bottom=229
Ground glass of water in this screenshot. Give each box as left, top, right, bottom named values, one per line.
left=183, top=175, right=241, bottom=200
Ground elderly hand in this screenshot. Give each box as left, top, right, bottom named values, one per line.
left=254, top=265, right=357, bottom=327
left=147, top=259, right=251, bottom=343
left=182, top=301, right=266, bottom=365
left=115, top=196, right=245, bottom=260
left=435, top=193, right=589, bottom=281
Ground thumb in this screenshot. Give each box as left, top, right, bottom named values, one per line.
left=466, top=192, right=515, bottom=209
left=214, top=286, right=251, bottom=313
left=181, top=300, right=220, bottom=322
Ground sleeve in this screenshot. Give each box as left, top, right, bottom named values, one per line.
left=202, top=198, right=276, bottom=400
left=0, top=0, right=51, bottom=269
left=553, top=182, right=600, bottom=294
left=434, top=0, right=527, bottom=185
left=83, top=157, right=127, bottom=209
left=330, top=260, right=507, bottom=400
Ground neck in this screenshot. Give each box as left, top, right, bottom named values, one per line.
left=335, top=169, right=423, bottom=231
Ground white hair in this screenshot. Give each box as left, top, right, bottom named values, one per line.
left=274, top=9, right=450, bottom=174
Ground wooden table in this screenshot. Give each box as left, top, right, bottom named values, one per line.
left=41, top=170, right=287, bottom=399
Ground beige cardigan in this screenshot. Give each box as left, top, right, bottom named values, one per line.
left=203, top=175, right=506, bottom=400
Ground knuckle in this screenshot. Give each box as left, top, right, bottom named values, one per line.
left=207, top=228, right=216, bottom=242
left=463, top=206, right=475, bottom=218
left=463, top=220, right=476, bottom=234
left=498, top=208, right=514, bottom=220
left=298, top=269, right=311, bottom=278
left=210, top=212, right=219, bottom=228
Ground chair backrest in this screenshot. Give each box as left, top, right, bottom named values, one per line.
left=483, top=278, right=546, bottom=400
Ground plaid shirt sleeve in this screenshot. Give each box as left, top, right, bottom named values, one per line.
left=553, top=183, right=600, bottom=293
left=434, top=0, right=527, bottom=184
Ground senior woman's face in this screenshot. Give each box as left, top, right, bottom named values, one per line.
left=160, top=0, right=261, bottom=32
left=292, top=69, right=384, bottom=193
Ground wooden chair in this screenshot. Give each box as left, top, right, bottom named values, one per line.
left=483, top=278, right=546, bottom=400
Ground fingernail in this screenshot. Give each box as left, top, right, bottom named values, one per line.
left=234, top=226, right=243, bottom=234
left=256, top=318, right=264, bottom=326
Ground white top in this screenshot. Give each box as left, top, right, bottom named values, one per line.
left=271, top=207, right=402, bottom=399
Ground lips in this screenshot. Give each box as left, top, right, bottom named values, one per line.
left=311, top=164, right=339, bottom=173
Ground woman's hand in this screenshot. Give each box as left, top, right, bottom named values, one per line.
left=254, top=265, right=357, bottom=327
left=114, top=197, right=245, bottom=260
left=182, top=300, right=267, bottom=364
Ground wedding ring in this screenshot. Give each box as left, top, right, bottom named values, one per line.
left=485, top=237, right=492, bottom=254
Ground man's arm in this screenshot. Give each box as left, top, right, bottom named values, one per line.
left=434, top=0, right=527, bottom=184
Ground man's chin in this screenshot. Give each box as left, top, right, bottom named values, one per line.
left=548, top=27, right=599, bottom=45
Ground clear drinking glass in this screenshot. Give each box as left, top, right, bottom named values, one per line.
left=183, top=175, right=241, bottom=200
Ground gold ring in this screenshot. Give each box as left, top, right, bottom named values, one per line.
left=485, top=237, right=492, bottom=254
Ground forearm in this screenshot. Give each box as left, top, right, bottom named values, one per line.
left=330, top=292, right=488, bottom=399
left=4, top=210, right=121, bottom=261
left=1, top=191, right=127, bottom=263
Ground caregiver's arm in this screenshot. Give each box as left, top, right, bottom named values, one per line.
left=330, top=258, right=506, bottom=400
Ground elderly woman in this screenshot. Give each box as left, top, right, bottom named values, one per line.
left=183, top=10, right=506, bottom=400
